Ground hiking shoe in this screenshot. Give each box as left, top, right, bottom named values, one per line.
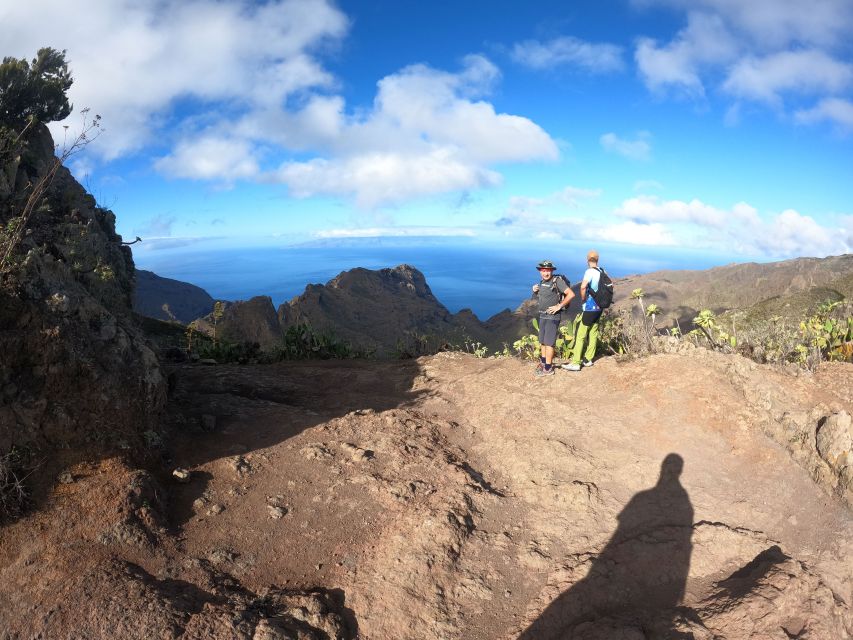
left=582, top=359, right=594, bottom=367
left=534, top=366, right=555, bottom=377
left=562, top=362, right=582, bottom=371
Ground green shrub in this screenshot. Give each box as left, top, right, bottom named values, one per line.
left=274, top=323, right=367, bottom=360
left=394, top=330, right=447, bottom=359
left=797, top=301, right=853, bottom=367
left=692, top=309, right=737, bottom=350
left=0, top=47, right=72, bottom=126
left=716, top=299, right=853, bottom=369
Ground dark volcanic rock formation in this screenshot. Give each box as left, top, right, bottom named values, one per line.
left=218, top=295, right=282, bottom=348
left=277, top=264, right=528, bottom=355
left=0, top=123, right=166, bottom=456
left=133, top=269, right=216, bottom=323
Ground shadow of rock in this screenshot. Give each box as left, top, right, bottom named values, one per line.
left=72, top=560, right=358, bottom=639
left=519, top=453, right=694, bottom=639
left=161, top=358, right=424, bottom=527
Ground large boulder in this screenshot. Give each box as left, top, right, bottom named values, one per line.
left=218, top=295, right=282, bottom=348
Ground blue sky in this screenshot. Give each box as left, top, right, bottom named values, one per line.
left=3, top=0, right=853, bottom=261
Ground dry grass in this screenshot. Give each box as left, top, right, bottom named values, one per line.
left=0, top=448, right=30, bottom=522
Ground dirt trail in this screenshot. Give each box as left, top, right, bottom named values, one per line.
left=1, top=352, right=851, bottom=639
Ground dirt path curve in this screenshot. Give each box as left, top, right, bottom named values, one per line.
left=0, top=352, right=850, bottom=639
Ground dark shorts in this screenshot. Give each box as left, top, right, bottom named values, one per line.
left=581, top=310, right=602, bottom=326
left=538, top=314, right=561, bottom=347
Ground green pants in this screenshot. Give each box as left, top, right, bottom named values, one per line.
left=571, top=312, right=600, bottom=364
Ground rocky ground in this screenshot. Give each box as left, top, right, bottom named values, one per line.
left=1, top=350, right=851, bottom=639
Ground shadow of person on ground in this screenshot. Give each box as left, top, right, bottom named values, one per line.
left=519, top=453, right=694, bottom=640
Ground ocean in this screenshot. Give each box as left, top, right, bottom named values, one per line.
left=132, top=238, right=746, bottom=320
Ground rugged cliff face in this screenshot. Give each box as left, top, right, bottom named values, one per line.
left=219, top=295, right=282, bottom=348
left=133, top=269, right=216, bottom=324
left=276, top=264, right=533, bottom=354
left=0, top=124, right=165, bottom=457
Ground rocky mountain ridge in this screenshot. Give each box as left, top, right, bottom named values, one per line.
left=133, top=269, right=215, bottom=324
left=181, top=264, right=536, bottom=355
left=611, top=254, right=853, bottom=327
left=136, top=253, right=853, bottom=356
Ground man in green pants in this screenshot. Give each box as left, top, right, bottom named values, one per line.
left=563, top=250, right=603, bottom=371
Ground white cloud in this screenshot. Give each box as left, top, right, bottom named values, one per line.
left=600, top=132, right=652, bottom=161
left=315, top=226, right=476, bottom=238
left=635, top=12, right=737, bottom=96
left=634, top=179, right=664, bottom=191
left=274, top=150, right=503, bottom=208
left=49, top=19, right=557, bottom=209
left=614, top=195, right=850, bottom=257
left=748, top=209, right=850, bottom=257
left=498, top=184, right=601, bottom=227
left=616, top=195, right=727, bottom=227
left=260, top=56, right=559, bottom=207
left=534, top=231, right=562, bottom=240
left=2, top=0, right=349, bottom=160
left=795, top=97, right=853, bottom=131
left=68, top=157, right=95, bottom=181
left=634, top=0, right=853, bottom=49
left=135, top=214, right=177, bottom=238
left=633, top=1, right=853, bottom=126
left=511, top=37, right=624, bottom=73
left=635, top=37, right=703, bottom=96
left=840, top=215, right=853, bottom=249
left=591, top=221, right=677, bottom=246
left=496, top=185, right=848, bottom=257
left=134, top=236, right=224, bottom=251
left=155, top=136, right=260, bottom=181
left=723, top=50, right=853, bottom=105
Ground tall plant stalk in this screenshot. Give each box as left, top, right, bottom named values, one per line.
left=1, top=110, right=101, bottom=273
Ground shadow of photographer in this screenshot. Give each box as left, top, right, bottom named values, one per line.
left=519, top=453, right=695, bottom=639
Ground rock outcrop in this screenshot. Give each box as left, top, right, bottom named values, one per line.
left=278, top=265, right=458, bottom=353
left=276, top=264, right=536, bottom=355
left=218, top=295, right=282, bottom=348
left=133, top=269, right=216, bottom=324
left=0, top=123, right=166, bottom=458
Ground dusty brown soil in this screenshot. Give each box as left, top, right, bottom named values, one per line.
left=1, top=352, right=851, bottom=639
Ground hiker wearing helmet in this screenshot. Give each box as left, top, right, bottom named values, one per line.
left=563, top=250, right=604, bottom=371
left=531, top=260, right=574, bottom=377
